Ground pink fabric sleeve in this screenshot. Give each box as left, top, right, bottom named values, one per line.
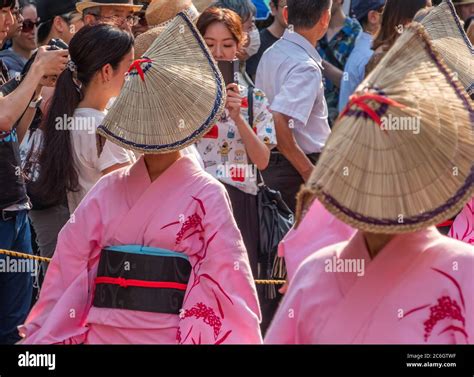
left=19, top=186, right=105, bottom=344
left=177, top=186, right=262, bottom=344
left=449, top=199, right=473, bottom=245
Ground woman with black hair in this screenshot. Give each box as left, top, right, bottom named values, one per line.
left=28, top=24, right=135, bottom=270
left=32, top=23, right=135, bottom=214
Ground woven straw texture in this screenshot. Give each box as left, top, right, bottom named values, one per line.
left=76, top=1, right=142, bottom=13
left=134, top=25, right=166, bottom=59
left=297, top=23, right=474, bottom=234
left=421, top=0, right=474, bottom=97
left=146, top=0, right=198, bottom=27
left=97, top=12, right=226, bottom=154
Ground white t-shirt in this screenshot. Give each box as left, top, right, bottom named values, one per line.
left=68, top=108, right=134, bottom=212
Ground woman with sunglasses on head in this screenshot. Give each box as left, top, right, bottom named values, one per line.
left=0, top=0, right=35, bottom=76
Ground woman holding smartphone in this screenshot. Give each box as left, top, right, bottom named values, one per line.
left=196, top=7, right=277, bottom=333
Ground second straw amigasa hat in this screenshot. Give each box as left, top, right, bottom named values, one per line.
left=297, top=23, right=473, bottom=234
left=421, top=0, right=474, bottom=98
left=97, top=12, right=226, bottom=154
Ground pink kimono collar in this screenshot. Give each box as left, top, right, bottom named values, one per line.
left=336, top=227, right=441, bottom=295
left=125, top=154, right=203, bottom=205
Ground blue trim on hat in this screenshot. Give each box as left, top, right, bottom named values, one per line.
left=97, top=12, right=225, bottom=152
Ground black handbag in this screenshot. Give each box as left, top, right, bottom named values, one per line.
left=248, top=85, right=293, bottom=299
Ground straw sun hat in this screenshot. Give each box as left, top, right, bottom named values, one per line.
left=146, top=0, right=199, bottom=28
left=97, top=12, right=226, bottom=154
left=421, top=0, right=474, bottom=98
left=193, top=0, right=215, bottom=13
left=135, top=0, right=200, bottom=58
left=296, top=23, right=473, bottom=234
left=76, top=0, right=142, bottom=14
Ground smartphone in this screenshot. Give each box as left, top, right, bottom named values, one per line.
left=217, top=59, right=239, bottom=86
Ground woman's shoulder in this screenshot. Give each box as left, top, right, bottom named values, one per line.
left=72, top=108, right=106, bottom=128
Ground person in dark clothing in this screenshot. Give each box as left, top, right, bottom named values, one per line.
left=0, top=0, right=68, bottom=344
left=246, top=0, right=287, bottom=81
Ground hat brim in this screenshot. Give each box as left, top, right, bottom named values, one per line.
left=76, top=2, right=143, bottom=14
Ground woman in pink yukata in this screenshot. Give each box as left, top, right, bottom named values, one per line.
left=19, top=13, right=262, bottom=345
left=265, top=23, right=474, bottom=345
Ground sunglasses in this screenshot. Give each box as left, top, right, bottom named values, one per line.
left=22, top=18, right=39, bottom=32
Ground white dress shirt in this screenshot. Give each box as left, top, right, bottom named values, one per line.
left=256, top=29, right=331, bottom=154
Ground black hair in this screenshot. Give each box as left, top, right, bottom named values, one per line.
left=32, top=24, right=134, bottom=206
left=287, top=0, right=332, bottom=29
left=38, top=10, right=77, bottom=45
left=37, top=19, right=52, bottom=45
left=0, top=0, right=14, bottom=8
left=359, top=5, right=384, bottom=29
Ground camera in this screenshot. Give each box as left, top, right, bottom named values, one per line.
left=0, top=38, right=69, bottom=97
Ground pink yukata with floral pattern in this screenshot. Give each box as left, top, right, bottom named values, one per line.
left=20, top=155, right=262, bottom=344
left=266, top=227, right=474, bottom=344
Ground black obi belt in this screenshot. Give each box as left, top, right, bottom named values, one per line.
left=93, top=245, right=191, bottom=314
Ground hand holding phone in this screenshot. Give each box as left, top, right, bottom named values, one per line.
left=217, top=59, right=239, bottom=86
left=225, top=82, right=243, bottom=122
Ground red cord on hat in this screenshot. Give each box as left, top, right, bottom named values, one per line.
left=127, top=58, right=153, bottom=82
left=340, top=92, right=406, bottom=128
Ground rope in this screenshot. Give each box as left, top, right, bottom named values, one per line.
left=0, top=249, right=50, bottom=263
left=0, top=249, right=287, bottom=285
left=254, top=279, right=286, bottom=285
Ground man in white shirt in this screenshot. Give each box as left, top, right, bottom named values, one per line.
left=256, top=0, right=332, bottom=211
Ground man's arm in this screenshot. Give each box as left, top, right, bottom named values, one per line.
left=0, top=47, right=68, bottom=132
left=273, top=112, right=314, bottom=182
left=322, top=60, right=343, bottom=89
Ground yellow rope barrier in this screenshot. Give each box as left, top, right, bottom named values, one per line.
left=254, top=280, right=286, bottom=285
left=0, top=249, right=287, bottom=285
left=0, top=249, right=50, bottom=263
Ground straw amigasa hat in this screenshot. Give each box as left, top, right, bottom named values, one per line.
left=296, top=23, right=473, bottom=234
left=146, top=0, right=199, bottom=28
left=97, top=12, right=226, bottom=154
left=421, top=0, right=474, bottom=98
